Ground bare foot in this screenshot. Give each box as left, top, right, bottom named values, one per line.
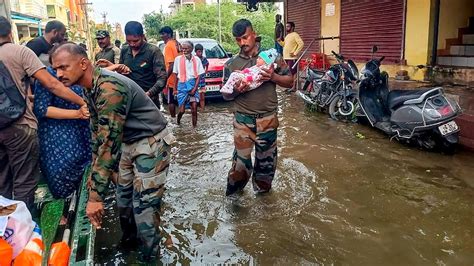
left=59, top=215, right=67, bottom=225
left=164, top=235, right=173, bottom=249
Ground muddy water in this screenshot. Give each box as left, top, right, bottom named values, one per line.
left=95, top=91, right=474, bottom=265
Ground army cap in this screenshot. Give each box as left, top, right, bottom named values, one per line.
left=96, top=30, right=110, bottom=39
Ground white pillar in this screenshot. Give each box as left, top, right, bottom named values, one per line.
left=0, top=0, right=11, bottom=21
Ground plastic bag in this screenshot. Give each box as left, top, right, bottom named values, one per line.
left=0, top=196, right=35, bottom=258
left=0, top=237, right=13, bottom=265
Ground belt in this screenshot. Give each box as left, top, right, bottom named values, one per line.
left=236, top=109, right=277, bottom=119
left=152, top=127, right=176, bottom=145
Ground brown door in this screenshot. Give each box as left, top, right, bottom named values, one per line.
left=340, top=0, right=405, bottom=64
left=285, top=0, right=321, bottom=56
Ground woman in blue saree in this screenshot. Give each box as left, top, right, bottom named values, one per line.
left=33, top=68, right=91, bottom=198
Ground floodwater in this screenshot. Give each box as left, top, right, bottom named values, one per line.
left=95, top=91, right=474, bottom=265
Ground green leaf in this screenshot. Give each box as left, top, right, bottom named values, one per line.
left=142, top=1, right=279, bottom=54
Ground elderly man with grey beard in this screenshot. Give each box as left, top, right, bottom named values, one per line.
left=172, top=40, right=205, bottom=128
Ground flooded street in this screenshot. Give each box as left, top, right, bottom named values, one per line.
left=96, top=91, right=474, bottom=265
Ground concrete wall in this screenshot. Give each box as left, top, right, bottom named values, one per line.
left=318, top=0, right=432, bottom=80
left=320, top=0, right=340, bottom=56
left=405, top=0, right=431, bottom=66
left=45, top=0, right=68, bottom=25
left=20, top=0, right=47, bottom=18
left=291, top=0, right=474, bottom=81
left=438, top=0, right=474, bottom=49
left=403, top=0, right=432, bottom=80
left=0, top=0, right=11, bottom=20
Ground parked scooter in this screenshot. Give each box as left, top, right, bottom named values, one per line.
left=297, top=51, right=359, bottom=121
left=357, top=46, right=461, bottom=152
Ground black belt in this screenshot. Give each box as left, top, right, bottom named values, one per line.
left=236, top=109, right=277, bottom=119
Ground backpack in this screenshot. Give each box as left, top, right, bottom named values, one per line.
left=0, top=42, right=26, bottom=129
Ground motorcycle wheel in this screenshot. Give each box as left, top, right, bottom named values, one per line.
left=418, top=135, right=436, bottom=150
left=329, top=95, right=357, bottom=122
left=437, top=132, right=458, bottom=154
left=417, top=132, right=458, bottom=154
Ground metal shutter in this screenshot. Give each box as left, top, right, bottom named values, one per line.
left=340, top=0, right=405, bottom=64
left=286, top=0, right=321, bottom=55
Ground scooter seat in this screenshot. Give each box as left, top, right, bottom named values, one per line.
left=387, top=89, right=428, bottom=110
left=308, top=68, right=325, bottom=79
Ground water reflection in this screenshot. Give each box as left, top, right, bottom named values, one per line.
left=95, top=93, right=474, bottom=265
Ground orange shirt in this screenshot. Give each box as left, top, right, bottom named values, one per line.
left=164, top=39, right=179, bottom=89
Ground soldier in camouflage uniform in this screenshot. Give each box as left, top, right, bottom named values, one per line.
left=50, top=43, right=172, bottom=262
left=222, top=19, right=293, bottom=196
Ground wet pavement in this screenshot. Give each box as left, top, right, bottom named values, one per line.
left=95, top=91, right=474, bottom=265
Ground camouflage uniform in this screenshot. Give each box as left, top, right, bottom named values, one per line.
left=223, top=51, right=290, bottom=196
left=85, top=67, right=171, bottom=261
left=117, top=128, right=171, bottom=260
left=227, top=112, right=279, bottom=195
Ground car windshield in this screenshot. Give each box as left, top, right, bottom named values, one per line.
left=197, top=41, right=227, bottom=59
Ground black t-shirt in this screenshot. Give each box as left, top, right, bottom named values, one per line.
left=275, top=22, right=285, bottom=41
left=119, top=42, right=166, bottom=91
left=26, top=36, right=52, bottom=57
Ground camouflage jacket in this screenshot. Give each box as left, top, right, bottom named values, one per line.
left=84, top=67, right=128, bottom=202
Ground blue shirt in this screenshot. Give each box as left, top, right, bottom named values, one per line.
left=33, top=68, right=91, bottom=198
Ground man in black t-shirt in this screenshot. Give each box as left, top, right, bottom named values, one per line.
left=26, top=20, right=66, bottom=65
left=274, top=14, right=284, bottom=55
left=119, top=21, right=167, bottom=109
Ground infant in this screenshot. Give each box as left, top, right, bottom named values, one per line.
left=220, top=48, right=279, bottom=94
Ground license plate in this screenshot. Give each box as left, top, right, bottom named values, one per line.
left=206, top=85, right=220, bottom=92
left=438, top=121, right=459, bottom=136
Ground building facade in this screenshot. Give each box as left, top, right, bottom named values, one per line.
left=10, top=0, right=46, bottom=43
left=169, top=0, right=206, bottom=14
left=285, top=0, right=474, bottom=149
left=285, top=0, right=474, bottom=82
left=8, top=0, right=88, bottom=43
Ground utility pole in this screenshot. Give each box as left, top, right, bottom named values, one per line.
left=78, top=0, right=93, bottom=57
left=101, top=12, right=109, bottom=31
left=218, top=0, right=222, bottom=44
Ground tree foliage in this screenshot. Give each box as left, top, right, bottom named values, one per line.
left=142, top=1, right=277, bottom=54
left=143, top=10, right=167, bottom=43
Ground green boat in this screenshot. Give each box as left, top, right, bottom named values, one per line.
left=34, top=166, right=95, bottom=266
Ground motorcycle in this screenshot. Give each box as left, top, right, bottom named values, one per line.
left=296, top=51, right=359, bottom=122
left=357, top=46, right=461, bottom=152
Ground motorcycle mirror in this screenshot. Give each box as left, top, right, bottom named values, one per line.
left=371, top=45, right=378, bottom=60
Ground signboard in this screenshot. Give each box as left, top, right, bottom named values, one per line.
left=325, top=2, right=335, bottom=17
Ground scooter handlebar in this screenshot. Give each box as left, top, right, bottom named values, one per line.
left=331, top=50, right=345, bottom=61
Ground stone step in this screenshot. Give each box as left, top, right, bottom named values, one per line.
left=469, top=16, right=474, bottom=29
left=437, top=56, right=474, bottom=67
left=463, top=34, right=474, bottom=44
left=449, top=45, right=474, bottom=56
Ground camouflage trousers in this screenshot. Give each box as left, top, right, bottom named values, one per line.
left=226, top=111, right=279, bottom=196
left=116, top=128, right=173, bottom=261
